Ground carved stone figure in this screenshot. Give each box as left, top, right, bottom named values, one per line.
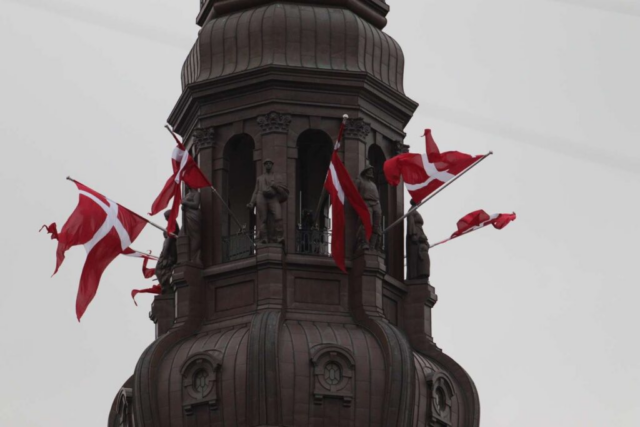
left=356, top=164, right=383, bottom=252
left=406, top=200, right=430, bottom=280
left=181, top=187, right=202, bottom=264
left=156, top=210, right=180, bottom=294
left=247, top=159, right=289, bottom=244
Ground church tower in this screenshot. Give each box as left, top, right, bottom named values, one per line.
left=109, top=1, right=481, bottom=426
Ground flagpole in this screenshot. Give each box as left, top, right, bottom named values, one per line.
left=128, top=249, right=159, bottom=260
left=428, top=227, right=482, bottom=249
left=209, top=185, right=257, bottom=248
left=382, top=151, right=494, bottom=234
left=66, top=177, right=178, bottom=238
left=163, top=126, right=256, bottom=248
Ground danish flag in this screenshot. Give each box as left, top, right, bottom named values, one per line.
left=150, top=128, right=211, bottom=233
left=384, top=129, right=482, bottom=204
left=42, top=180, right=147, bottom=320
left=430, top=210, right=517, bottom=248
left=324, top=117, right=372, bottom=272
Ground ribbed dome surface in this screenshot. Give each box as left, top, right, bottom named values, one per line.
left=182, top=3, right=405, bottom=93
left=141, top=315, right=458, bottom=427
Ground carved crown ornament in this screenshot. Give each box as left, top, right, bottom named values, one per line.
left=256, top=111, right=292, bottom=134
left=310, top=344, right=356, bottom=407
left=192, top=126, right=216, bottom=154
left=180, top=351, right=223, bottom=416
left=344, top=118, right=371, bottom=140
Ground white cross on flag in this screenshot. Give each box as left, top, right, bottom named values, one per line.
left=384, top=129, right=482, bottom=203
left=43, top=180, right=147, bottom=320
left=150, top=129, right=211, bottom=234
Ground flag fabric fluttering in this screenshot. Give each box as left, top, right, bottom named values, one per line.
left=131, top=285, right=162, bottom=306
left=324, top=116, right=372, bottom=272
left=122, top=248, right=157, bottom=279
left=430, top=210, right=517, bottom=248
left=42, top=180, right=147, bottom=320
left=384, top=129, right=483, bottom=204
left=150, top=128, right=211, bottom=234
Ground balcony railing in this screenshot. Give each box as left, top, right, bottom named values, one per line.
left=296, top=227, right=331, bottom=256
left=222, top=232, right=255, bottom=263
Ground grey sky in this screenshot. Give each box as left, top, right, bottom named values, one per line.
left=0, top=0, right=638, bottom=426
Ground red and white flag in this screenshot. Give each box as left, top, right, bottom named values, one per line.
left=150, top=128, right=211, bottom=234
left=131, top=284, right=162, bottom=306
left=384, top=129, right=483, bottom=204
left=325, top=118, right=372, bottom=272
left=431, top=210, right=517, bottom=248
left=42, top=180, right=147, bottom=320
left=123, top=248, right=157, bottom=279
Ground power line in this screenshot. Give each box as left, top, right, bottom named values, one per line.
left=416, top=103, right=640, bottom=176
left=547, top=0, right=640, bottom=17
left=2, top=0, right=194, bottom=49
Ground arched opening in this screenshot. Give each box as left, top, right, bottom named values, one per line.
left=296, top=130, right=333, bottom=255
left=368, top=144, right=389, bottom=260
left=223, top=134, right=255, bottom=261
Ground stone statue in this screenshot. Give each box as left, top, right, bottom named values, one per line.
left=181, top=187, right=201, bottom=264
left=156, top=210, right=179, bottom=294
left=247, top=159, right=289, bottom=244
left=356, top=164, right=383, bottom=252
left=406, top=200, right=430, bottom=280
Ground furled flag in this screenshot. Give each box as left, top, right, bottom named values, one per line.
left=430, top=210, right=517, bottom=248
left=42, top=179, right=147, bottom=320
left=150, top=128, right=211, bottom=234
left=131, top=285, right=162, bottom=306
left=122, top=248, right=157, bottom=279
left=325, top=116, right=372, bottom=272
left=122, top=249, right=160, bottom=305
left=384, top=129, right=483, bottom=204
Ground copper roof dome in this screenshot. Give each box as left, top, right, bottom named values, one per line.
left=182, top=3, right=405, bottom=93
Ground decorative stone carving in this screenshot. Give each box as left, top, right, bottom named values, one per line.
left=193, top=126, right=216, bottom=154
left=256, top=111, right=292, bottom=134
left=344, top=118, right=371, bottom=140
left=355, top=164, right=383, bottom=252
left=115, top=387, right=133, bottom=427
left=181, top=187, right=202, bottom=264
left=406, top=199, right=430, bottom=280
left=247, top=159, right=289, bottom=244
left=156, top=210, right=179, bottom=294
left=426, top=372, right=456, bottom=426
left=393, top=139, right=410, bottom=155
left=180, top=352, right=223, bottom=416
left=310, top=344, right=355, bottom=407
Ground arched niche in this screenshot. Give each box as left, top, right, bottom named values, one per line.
left=222, top=133, right=256, bottom=261
left=296, top=130, right=333, bottom=254
left=368, top=144, right=389, bottom=258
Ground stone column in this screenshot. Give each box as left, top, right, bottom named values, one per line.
left=342, top=118, right=371, bottom=257
left=192, top=127, right=216, bottom=266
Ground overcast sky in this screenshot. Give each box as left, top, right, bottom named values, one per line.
left=1, top=0, right=638, bottom=426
